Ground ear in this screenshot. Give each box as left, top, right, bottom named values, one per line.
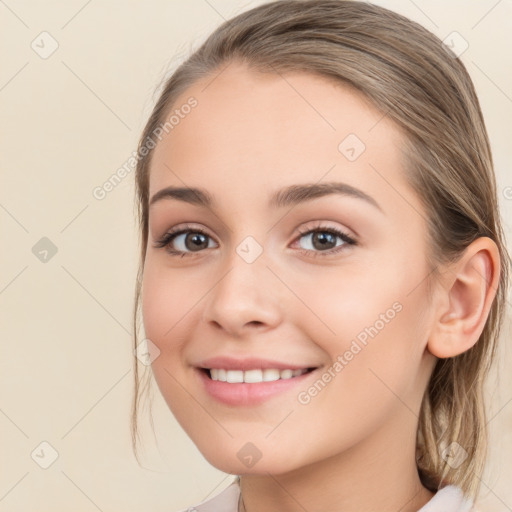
left=427, top=237, right=501, bottom=359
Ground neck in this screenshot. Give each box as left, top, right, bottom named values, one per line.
left=238, top=410, right=435, bottom=512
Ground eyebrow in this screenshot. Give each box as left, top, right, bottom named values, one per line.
left=149, top=181, right=383, bottom=213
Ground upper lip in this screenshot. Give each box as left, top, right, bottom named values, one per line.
left=196, top=356, right=318, bottom=371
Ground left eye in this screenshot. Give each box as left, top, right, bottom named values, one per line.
left=293, top=227, right=357, bottom=255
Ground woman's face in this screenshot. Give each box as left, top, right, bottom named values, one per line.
left=142, top=62, right=438, bottom=475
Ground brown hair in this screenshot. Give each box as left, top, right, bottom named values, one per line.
left=131, top=0, right=510, bottom=503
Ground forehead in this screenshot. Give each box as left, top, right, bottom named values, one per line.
left=148, top=62, right=411, bottom=215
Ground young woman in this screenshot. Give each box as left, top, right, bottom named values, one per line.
left=130, top=1, right=510, bottom=510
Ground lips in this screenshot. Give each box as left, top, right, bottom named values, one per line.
left=194, top=356, right=320, bottom=406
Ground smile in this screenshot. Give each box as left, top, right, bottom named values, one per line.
left=196, top=366, right=319, bottom=406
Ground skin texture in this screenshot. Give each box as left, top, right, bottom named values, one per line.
left=141, top=61, right=499, bottom=512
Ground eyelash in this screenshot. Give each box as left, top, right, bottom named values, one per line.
left=153, top=222, right=358, bottom=259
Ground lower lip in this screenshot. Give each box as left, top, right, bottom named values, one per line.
left=196, top=368, right=318, bottom=406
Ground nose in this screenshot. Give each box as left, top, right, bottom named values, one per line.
left=200, top=249, right=283, bottom=337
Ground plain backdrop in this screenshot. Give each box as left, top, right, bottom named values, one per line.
left=1, top=0, right=511, bottom=511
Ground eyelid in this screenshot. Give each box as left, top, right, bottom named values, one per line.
left=294, top=220, right=356, bottom=239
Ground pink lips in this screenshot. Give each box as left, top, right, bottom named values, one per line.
left=195, top=356, right=319, bottom=406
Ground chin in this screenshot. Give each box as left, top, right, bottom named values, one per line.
left=198, top=443, right=304, bottom=476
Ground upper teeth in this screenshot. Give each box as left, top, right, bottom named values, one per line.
left=209, top=368, right=308, bottom=383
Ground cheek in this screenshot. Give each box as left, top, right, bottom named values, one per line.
left=141, top=270, right=174, bottom=344
left=141, top=264, right=198, bottom=425
left=140, top=266, right=196, bottom=409
left=305, top=246, right=430, bottom=345
left=141, top=258, right=199, bottom=345
left=140, top=259, right=211, bottom=398
left=289, top=252, right=431, bottom=399
left=286, top=260, right=402, bottom=345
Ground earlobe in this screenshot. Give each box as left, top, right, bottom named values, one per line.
left=427, top=237, right=500, bottom=359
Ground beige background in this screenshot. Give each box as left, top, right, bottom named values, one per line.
left=1, top=0, right=511, bottom=510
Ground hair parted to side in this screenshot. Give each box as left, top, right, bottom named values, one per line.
left=130, top=0, right=510, bottom=502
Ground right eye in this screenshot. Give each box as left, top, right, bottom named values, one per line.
left=153, top=225, right=217, bottom=257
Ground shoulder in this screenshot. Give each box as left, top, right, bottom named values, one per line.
left=418, top=485, right=475, bottom=512
left=174, top=478, right=240, bottom=512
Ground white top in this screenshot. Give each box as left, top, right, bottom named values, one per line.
left=176, top=478, right=478, bottom=512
